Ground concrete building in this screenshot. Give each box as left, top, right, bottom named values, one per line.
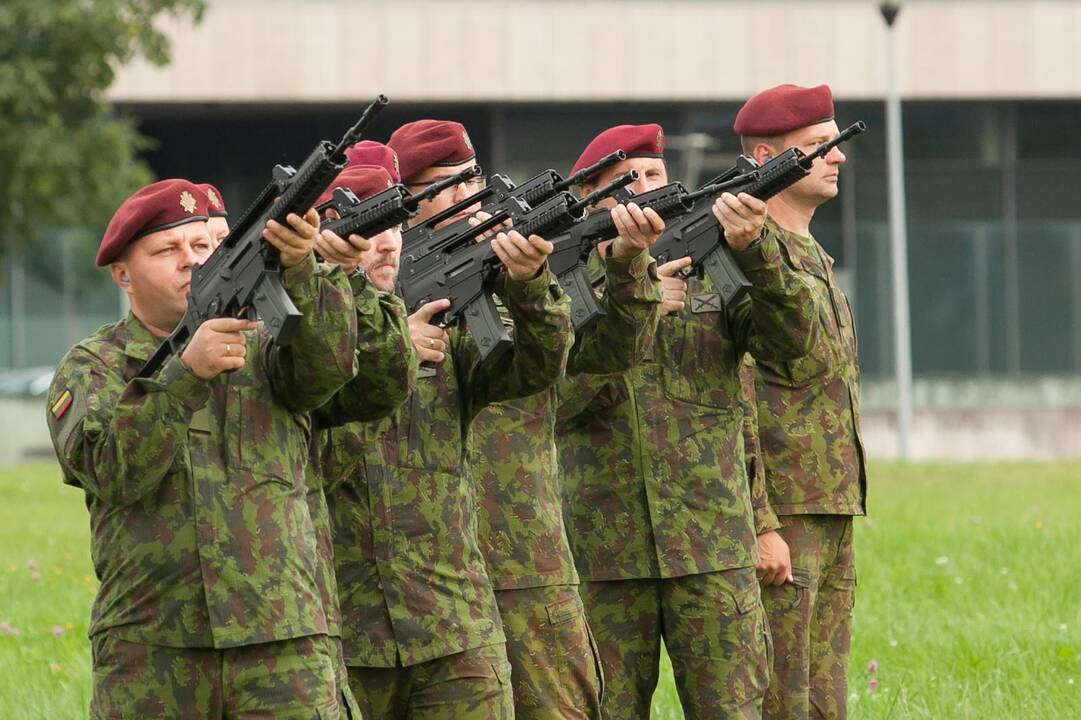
left=3, top=0, right=1080, bottom=462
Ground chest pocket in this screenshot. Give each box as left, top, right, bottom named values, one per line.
left=228, top=339, right=308, bottom=484
left=397, top=361, right=465, bottom=474
left=660, top=277, right=740, bottom=409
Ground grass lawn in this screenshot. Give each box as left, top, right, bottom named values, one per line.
left=2, top=461, right=1079, bottom=718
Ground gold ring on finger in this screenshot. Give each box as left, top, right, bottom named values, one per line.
left=226, top=343, right=231, bottom=355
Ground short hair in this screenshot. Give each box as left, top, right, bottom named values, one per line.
left=740, top=134, right=786, bottom=157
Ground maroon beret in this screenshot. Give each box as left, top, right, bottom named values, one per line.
left=97, top=179, right=210, bottom=266
left=317, top=165, right=396, bottom=209
left=388, top=119, right=476, bottom=183
left=345, top=140, right=401, bottom=184
left=571, top=123, right=665, bottom=178
left=733, top=83, right=835, bottom=137
left=198, top=182, right=228, bottom=217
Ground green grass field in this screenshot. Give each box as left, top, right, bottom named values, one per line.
left=1, top=461, right=1079, bottom=718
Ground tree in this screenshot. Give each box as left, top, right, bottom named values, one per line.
left=0, top=0, right=205, bottom=258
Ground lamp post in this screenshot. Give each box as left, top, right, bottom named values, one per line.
left=880, top=1, right=913, bottom=459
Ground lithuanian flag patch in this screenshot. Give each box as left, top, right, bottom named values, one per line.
left=51, top=389, right=73, bottom=420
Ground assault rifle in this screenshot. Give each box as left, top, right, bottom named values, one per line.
left=545, top=171, right=761, bottom=330
left=397, top=171, right=637, bottom=361
left=400, top=151, right=626, bottom=262
left=319, top=165, right=482, bottom=240
left=653, top=121, right=867, bottom=312
left=137, top=95, right=389, bottom=379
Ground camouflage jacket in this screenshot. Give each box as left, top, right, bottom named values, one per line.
left=468, top=250, right=661, bottom=591
left=306, top=274, right=418, bottom=638
left=750, top=220, right=867, bottom=517
left=322, top=267, right=573, bottom=667
left=557, top=228, right=819, bottom=581
left=740, top=357, right=781, bottom=535
left=46, top=255, right=358, bottom=648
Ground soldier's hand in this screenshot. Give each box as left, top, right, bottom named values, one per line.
left=611, top=202, right=665, bottom=259
left=180, top=318, right=258, bottom=380
left=656, top=257, right=692, bottom=315
left=409, top=299, right=451, bottom=363
left=492, top=230, right=552, bottom=282
left=711, top=192, right=767, bottom=251
left=313, top=228, right=371, bottom=273
left=263, top=208, right=321, bottom=268
left=756, top=530, right=794, bottom=587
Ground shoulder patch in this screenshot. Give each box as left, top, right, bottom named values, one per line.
left=51, top=389, right=73, bottom=419
left=52, top=388, right=88, bottom=454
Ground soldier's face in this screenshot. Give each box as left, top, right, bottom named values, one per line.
left=359, top=227, right=402, bottom=293
left=582, top=157, right=668, bottom=209
left=783, top=120, right=846, bottom=204
left=113, top=221, right=214, bottom=335
left=207, top=217, right=229, bottom=246
left=405, top=160, right=484, bottom=229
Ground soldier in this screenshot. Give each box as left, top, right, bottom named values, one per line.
left=302, top=164, right=423, bottom=720
left=198, top=182, right=230, bottom=244
left=733, top=83, right=867, bottom=720
left=467, top=162, right=664, bottom=716
left=316, top=150, right=576, bottom=718
left=388, top=119, right=484, bottom=228
left=45, top=178, right=362, bottom=718
left=556, top=124, right=821, bottom=720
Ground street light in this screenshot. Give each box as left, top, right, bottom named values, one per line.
left=880, top=1, right=913, bottom=460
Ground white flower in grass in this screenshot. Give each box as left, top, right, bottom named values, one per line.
left=935, top=556, right=949, bottom=565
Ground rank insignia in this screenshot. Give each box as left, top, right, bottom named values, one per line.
left=690, top=293, right=722, bottom=314
left=180, top=191, right=197, bottom=214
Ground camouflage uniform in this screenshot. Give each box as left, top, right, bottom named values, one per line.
left=46, top=255, right=359, bottom=719
left=306, top=272, right=420, bottom=719
left=557, top=228, right=819, bottom=720
left=469, top=249, right=662, bottom=719
left=750, top=220, right=867, bottom=720
left=322, top=267, right=574, bottom=720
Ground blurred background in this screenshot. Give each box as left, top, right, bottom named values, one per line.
left=3, top=0, right=1081, bottom=463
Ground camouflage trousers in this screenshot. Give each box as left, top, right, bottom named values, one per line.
left=88, top=632, right=343, bottom=719
left=580, top=566, right=771, bottom=720
left=346, top=642, right=513, bottom=719
left=495, top=583, right=604, bottom=719
left=761, top=515, right=855, bottom=720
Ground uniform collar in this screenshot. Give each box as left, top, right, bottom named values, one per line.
left=121, top=312, right=165, bottom=361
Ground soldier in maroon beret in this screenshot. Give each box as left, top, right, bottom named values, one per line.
left=572, top=123, right=669, bottom=255
left=558, top=115, right=823, bottom=719
left=46, top=176, right=367, bottom=719
left=388, top=119, right=483, bottom=228
left=313, top=164, right=398, bottom=282
left=323, top=137, right=576, bottom=720
left=736, top=83, right=867, bottom=720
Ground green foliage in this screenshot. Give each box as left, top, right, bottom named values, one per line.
left=0, top=0, right=205, bottom=257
